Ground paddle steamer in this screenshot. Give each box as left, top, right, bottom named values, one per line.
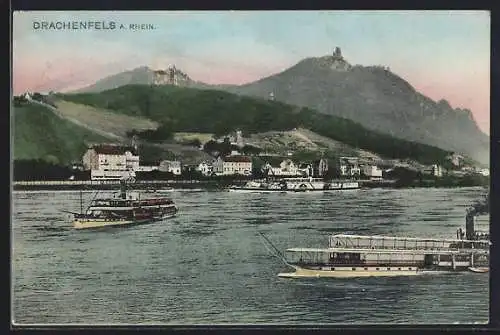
left=229, top=177, right=360, bottom=193
left=69, top=180, right=178, bottom=229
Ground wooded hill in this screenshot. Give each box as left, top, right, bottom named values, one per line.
left=56, top=84, right=454, bottom=165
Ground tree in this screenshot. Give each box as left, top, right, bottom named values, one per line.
left=242, top=144, right=262, bottom=155
left=213, top=123, right=230, bottom=138
left=32, top=92, right=43, bottom=101
left=181, top=168, right=203, bottom=180
left=219, top=141, right=232, bottom=157
left=203, top=140, right=219, bottom=153
left=155, top=123, right=174, bottom=140
left=126, top=129, right=140, bottom=138
left=187, top=138, right=202, bottom=148
left=44, top=154, right=59, bottom=165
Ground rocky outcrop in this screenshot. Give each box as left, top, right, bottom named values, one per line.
left=73, top=65, right=196, bottom=93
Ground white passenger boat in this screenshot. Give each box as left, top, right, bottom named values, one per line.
left=262, top=191, right=490, bottom=278
left=272, top=234, right=489, bottom=278
left=66, top=180, right=178, bottom=230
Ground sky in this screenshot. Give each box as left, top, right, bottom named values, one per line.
left=12, top=11, right=490, bottom=134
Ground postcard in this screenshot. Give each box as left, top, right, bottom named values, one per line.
left=11, top=10, right=490, bottom=326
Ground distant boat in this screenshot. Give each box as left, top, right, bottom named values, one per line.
left=156, top=187, right=175, bottom=193
left=229, top=178, right=360, bottom=193
left=468, top=267, right=489, bottom=273
left=228, top=180, right=287, bottom=193
left=143, top=187, right=175, bottom=193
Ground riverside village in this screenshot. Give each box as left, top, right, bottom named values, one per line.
left=14, top=128, right=490, bottom=190
left=13, top=90, right=490, bottom=192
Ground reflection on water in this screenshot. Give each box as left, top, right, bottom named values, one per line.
left=12, top=187, right=489, bottom=324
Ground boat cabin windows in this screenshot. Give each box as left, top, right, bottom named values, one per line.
left=424, top=254, right=435, bottom=266
left=330, top=252, right=364, bottom=265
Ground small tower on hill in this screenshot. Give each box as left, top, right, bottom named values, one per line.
left=333, top=46, right=342, bottom=58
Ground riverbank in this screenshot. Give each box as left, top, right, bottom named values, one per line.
left=12, top=176, right=488, bottom=191
left=12, top=179, right=246, bottom=191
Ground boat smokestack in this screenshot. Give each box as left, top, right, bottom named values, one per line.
left=120, top=180, right=127, bottom=200
left=465, top=191, right=489, bottom=240
left=465, top=209, right=475, bottom=240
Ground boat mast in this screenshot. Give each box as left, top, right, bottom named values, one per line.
left=79, top=188, right=83, bottom=214
left=465, top=190, right=489, bottom=240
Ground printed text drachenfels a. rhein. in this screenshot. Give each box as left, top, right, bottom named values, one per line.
left=33, top=21, right=117, bottom=30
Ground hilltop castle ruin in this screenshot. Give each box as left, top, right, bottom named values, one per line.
left=153, top=65, right=190, bottom=86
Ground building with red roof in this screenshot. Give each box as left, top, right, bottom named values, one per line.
left=82, top=144, right=140, bottom=180
left=213, top=155, right=252, bottom=176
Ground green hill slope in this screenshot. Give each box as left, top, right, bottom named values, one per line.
left=13, top=101, right=107, bottom=164
left=57, top=85, right=454, bottom=165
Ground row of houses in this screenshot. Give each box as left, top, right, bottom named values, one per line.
left=80, top=144, right=331, bottom=180
left=196, top=156, right=386, bottom=179
left=204, top=156, right=328, bottom=177
left=81, top=144, right=472, bottom=181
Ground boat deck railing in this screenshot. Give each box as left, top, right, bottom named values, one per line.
left=329, top=234, right=490, bottom=252
left=286, top=247, right=489, bottom=256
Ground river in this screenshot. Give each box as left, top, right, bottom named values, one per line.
left=12, top=187, right=489, bottom=325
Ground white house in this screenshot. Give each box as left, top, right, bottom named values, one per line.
left=196, top=161, right=214, bottom=176
left=313, top=158, right=329, bottom=177
left=263, top=159, right=300, bottom=177
left=362, top=165, right=383, bottom=180
left=82, top=144, right=139, bottom=181
left=228, top=130, right=244, bottom=147
left=477, top=168, right=489, bottom=177
left=340, top=165, right=361, bottom=177
left=159, top=160, right=182, bottom=175
left=213, top=155, right=252, bottom=176
left=230, top=150, right=241, bottom=156
left=447, top=153, right=464, bottom=168
left=423, top=164, right=443, bottom=177
left=339, top=157, right=361, bottom=177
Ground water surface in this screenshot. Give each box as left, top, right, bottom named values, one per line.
left=12, top=187, right=489, bottom=325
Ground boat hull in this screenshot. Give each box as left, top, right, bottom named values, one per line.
left=228, top=186, right=359, bottom=193
left=228, top=188, right=287, bottom=193
left=73, top=213, right=176, bottom=230
left=278, top=266, right=419, bottom=278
